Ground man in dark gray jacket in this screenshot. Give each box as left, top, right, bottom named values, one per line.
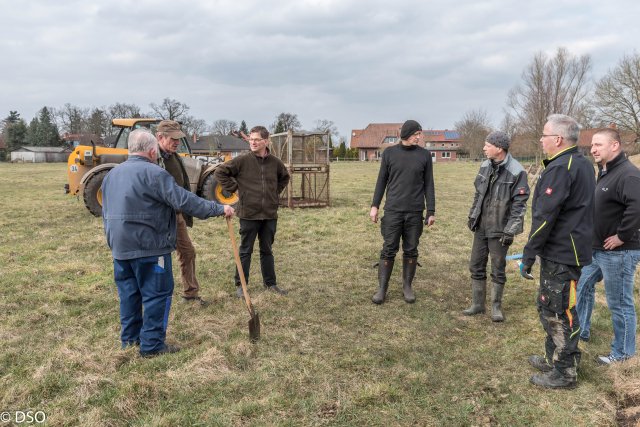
left=102, top=129, right=234, bottom=358
left=464, top=131, right=529, bottom=321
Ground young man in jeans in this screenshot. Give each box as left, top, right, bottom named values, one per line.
left=576, top=128, right=640, bottom=364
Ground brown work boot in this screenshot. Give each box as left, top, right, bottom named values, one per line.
left=372, top=259, right=394, bottom=304
left=402, top=258, right=417, bottom=303
left=462, top=279, right=486, bottom=315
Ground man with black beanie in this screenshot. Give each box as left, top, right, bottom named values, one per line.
left=370, top=119, right=436, bottom=304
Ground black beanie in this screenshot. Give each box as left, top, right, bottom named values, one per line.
left=400, top=120, right=422, bottom=140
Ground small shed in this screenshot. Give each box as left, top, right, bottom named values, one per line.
left=11, top=146, right=71, bottom=163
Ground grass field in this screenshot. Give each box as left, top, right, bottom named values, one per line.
left=0, top=160, right=639, bottom=426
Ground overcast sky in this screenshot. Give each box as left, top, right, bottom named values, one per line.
left=2, top=0, right=638, bottom=140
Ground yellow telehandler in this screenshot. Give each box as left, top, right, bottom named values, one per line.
left=65, top=118, right=238, bottom=216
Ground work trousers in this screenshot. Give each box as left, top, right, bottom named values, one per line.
left=537, top=259, right=582, bottom=377
left=379, top=211, right=424, bottom=260
left=114, top=254, right=174, bottom=353
left=176, top=213, right=200, bottom=298
left=235, top=218, right=278, bottom=287
left=469, top=227, right=509, bottom=285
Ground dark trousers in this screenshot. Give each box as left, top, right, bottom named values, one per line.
left=113, top=254, right=174, bottom=353
left=469, top=228, right=509, bottom=284
left=379, top=211, right=424, bottom=260
left=235, top=218, right=278, bottom=287
left=537, top=259, right=582, bottom=376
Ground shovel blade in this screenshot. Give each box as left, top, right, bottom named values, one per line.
left=248, top=311, right=260, bottom=342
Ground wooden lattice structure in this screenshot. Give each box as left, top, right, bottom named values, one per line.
left=270, top=130, right=331, bottom=208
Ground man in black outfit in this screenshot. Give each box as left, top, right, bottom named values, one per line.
left=370, top=119, right=436, bottom=304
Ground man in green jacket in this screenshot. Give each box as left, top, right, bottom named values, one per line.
left=156, top=120, right=209, bottom=306
left=214, top=125, right=291, bottom=297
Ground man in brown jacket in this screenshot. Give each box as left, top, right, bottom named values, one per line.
left=214, top=125, right=290, bottom=297
left=155, top=120, right=208, bottom=306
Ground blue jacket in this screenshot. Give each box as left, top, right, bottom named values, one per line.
left=102, top=156, right=225, bottom=260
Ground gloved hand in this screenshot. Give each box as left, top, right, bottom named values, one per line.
left=519, top=262, right=534, bottom=280
left=468, top=218, right=476, bottom=231
left=500, top=232, right=514, bottom=246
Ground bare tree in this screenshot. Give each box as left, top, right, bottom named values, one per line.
left=506, top=47, right=592, bottom=139
left=313, top=119, right=339, bottom=147
left=181, top=116, right=208, bottom=140
left=593, top=53, right=640, bottom=139
left=55, top=103, right=89, bottom=134
left=454, top=108, right=492, bottom=160
left=271, top=112, right=301, bottom=133
left=211, top=119, right=238, bottom=135
left=149, top=98, right=190, bottom=121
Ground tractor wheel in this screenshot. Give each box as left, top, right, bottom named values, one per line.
left=200, top=173, right=239, bottom=206
left=83, top=169, right=110, bottom=217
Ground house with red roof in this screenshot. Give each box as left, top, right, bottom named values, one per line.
left=350, top=123, right=462, bottom=162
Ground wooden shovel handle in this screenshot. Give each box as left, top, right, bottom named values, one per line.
left=226, top=217, right=254, bottom=315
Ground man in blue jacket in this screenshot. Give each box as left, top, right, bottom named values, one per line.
left=102, top=129, right=234, bottom=358
left=576, top=128, right=640, bottom=364
left=521, top=114, right=595, bottom=389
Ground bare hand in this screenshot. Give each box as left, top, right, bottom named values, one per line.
left=603, top=234, right=623, bottom=250
left=223, top=205, right=235, bottom=218
left=425, top=215, right=435, bottom=227
left=370, top=207, right=378, bottom=223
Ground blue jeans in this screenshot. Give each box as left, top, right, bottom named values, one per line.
left=576, top=249, right=640, bottom=358
left=575, top=259, right=603, bottom=340
left=114, top=254, right=174, bottom=353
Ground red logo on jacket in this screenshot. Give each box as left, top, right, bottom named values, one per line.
left=545, top=187, right=553, bottom=195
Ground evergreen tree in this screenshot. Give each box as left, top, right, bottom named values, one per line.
left=4, top=119, right=28, bottom=152
left=239, top=120, right=248, bottom=135
left=26, top=117, right=41, bottom=146
left=38, top=107, right=61, bottom=146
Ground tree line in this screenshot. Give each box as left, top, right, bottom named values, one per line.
left=0, top=99, right=354, bottom=159
left=457, top=48, right=640, bottom=159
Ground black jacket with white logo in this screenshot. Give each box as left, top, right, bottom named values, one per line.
left=523, top=146, right=595, bottom=267
left=593, top=153, right=640, bottom=250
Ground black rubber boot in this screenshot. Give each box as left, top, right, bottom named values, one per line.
left=462, top=279, right=486, bottom=315
left=372, top=259, right=394, bottom=304
left=530, top=369, right=577, bottom=389
left=402, top=258, right=417, bottom=303
left=491, top=282, right=505, bottom=322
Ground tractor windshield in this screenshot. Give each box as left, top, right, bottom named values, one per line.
left=113, top=121, right=192, bottom=155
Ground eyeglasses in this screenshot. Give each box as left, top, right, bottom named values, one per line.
left=540, top=134, right=560, bottom=139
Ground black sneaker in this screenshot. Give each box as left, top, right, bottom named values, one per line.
left=182, top=296, right=209, bottom=307
left=528, top=355, right=553, bottom=372
left=265, top=285, right=288, bottom=295
left=140, top=344, right=181, bottom=359
left=530, top=369, right=577, bottom=389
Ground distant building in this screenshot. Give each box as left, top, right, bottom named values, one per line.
left=62, top=133, right=103, bottom=148
left=10, top=146, right=71, bottom=163
left=350, top=123, right=461, bottom=162
left=191, top=134, right=249, bottom=159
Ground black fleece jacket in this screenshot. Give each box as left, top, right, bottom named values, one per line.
left=593, top=152, right=640, bottom=250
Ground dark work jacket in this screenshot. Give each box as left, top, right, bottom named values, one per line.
left=593, top=153, right=640, bottom=250
left=468, top=153, right=529, bottom=237
left=158, top=151, right=194, bottom=227
left=523, top=146, right=595, bottom=268
left=214, top=149, right=290, bottom=220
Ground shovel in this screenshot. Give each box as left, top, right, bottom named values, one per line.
left=226, top=217, right=260, bottom=342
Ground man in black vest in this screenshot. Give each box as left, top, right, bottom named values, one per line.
left=156, top=120, right=207, bottom=306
